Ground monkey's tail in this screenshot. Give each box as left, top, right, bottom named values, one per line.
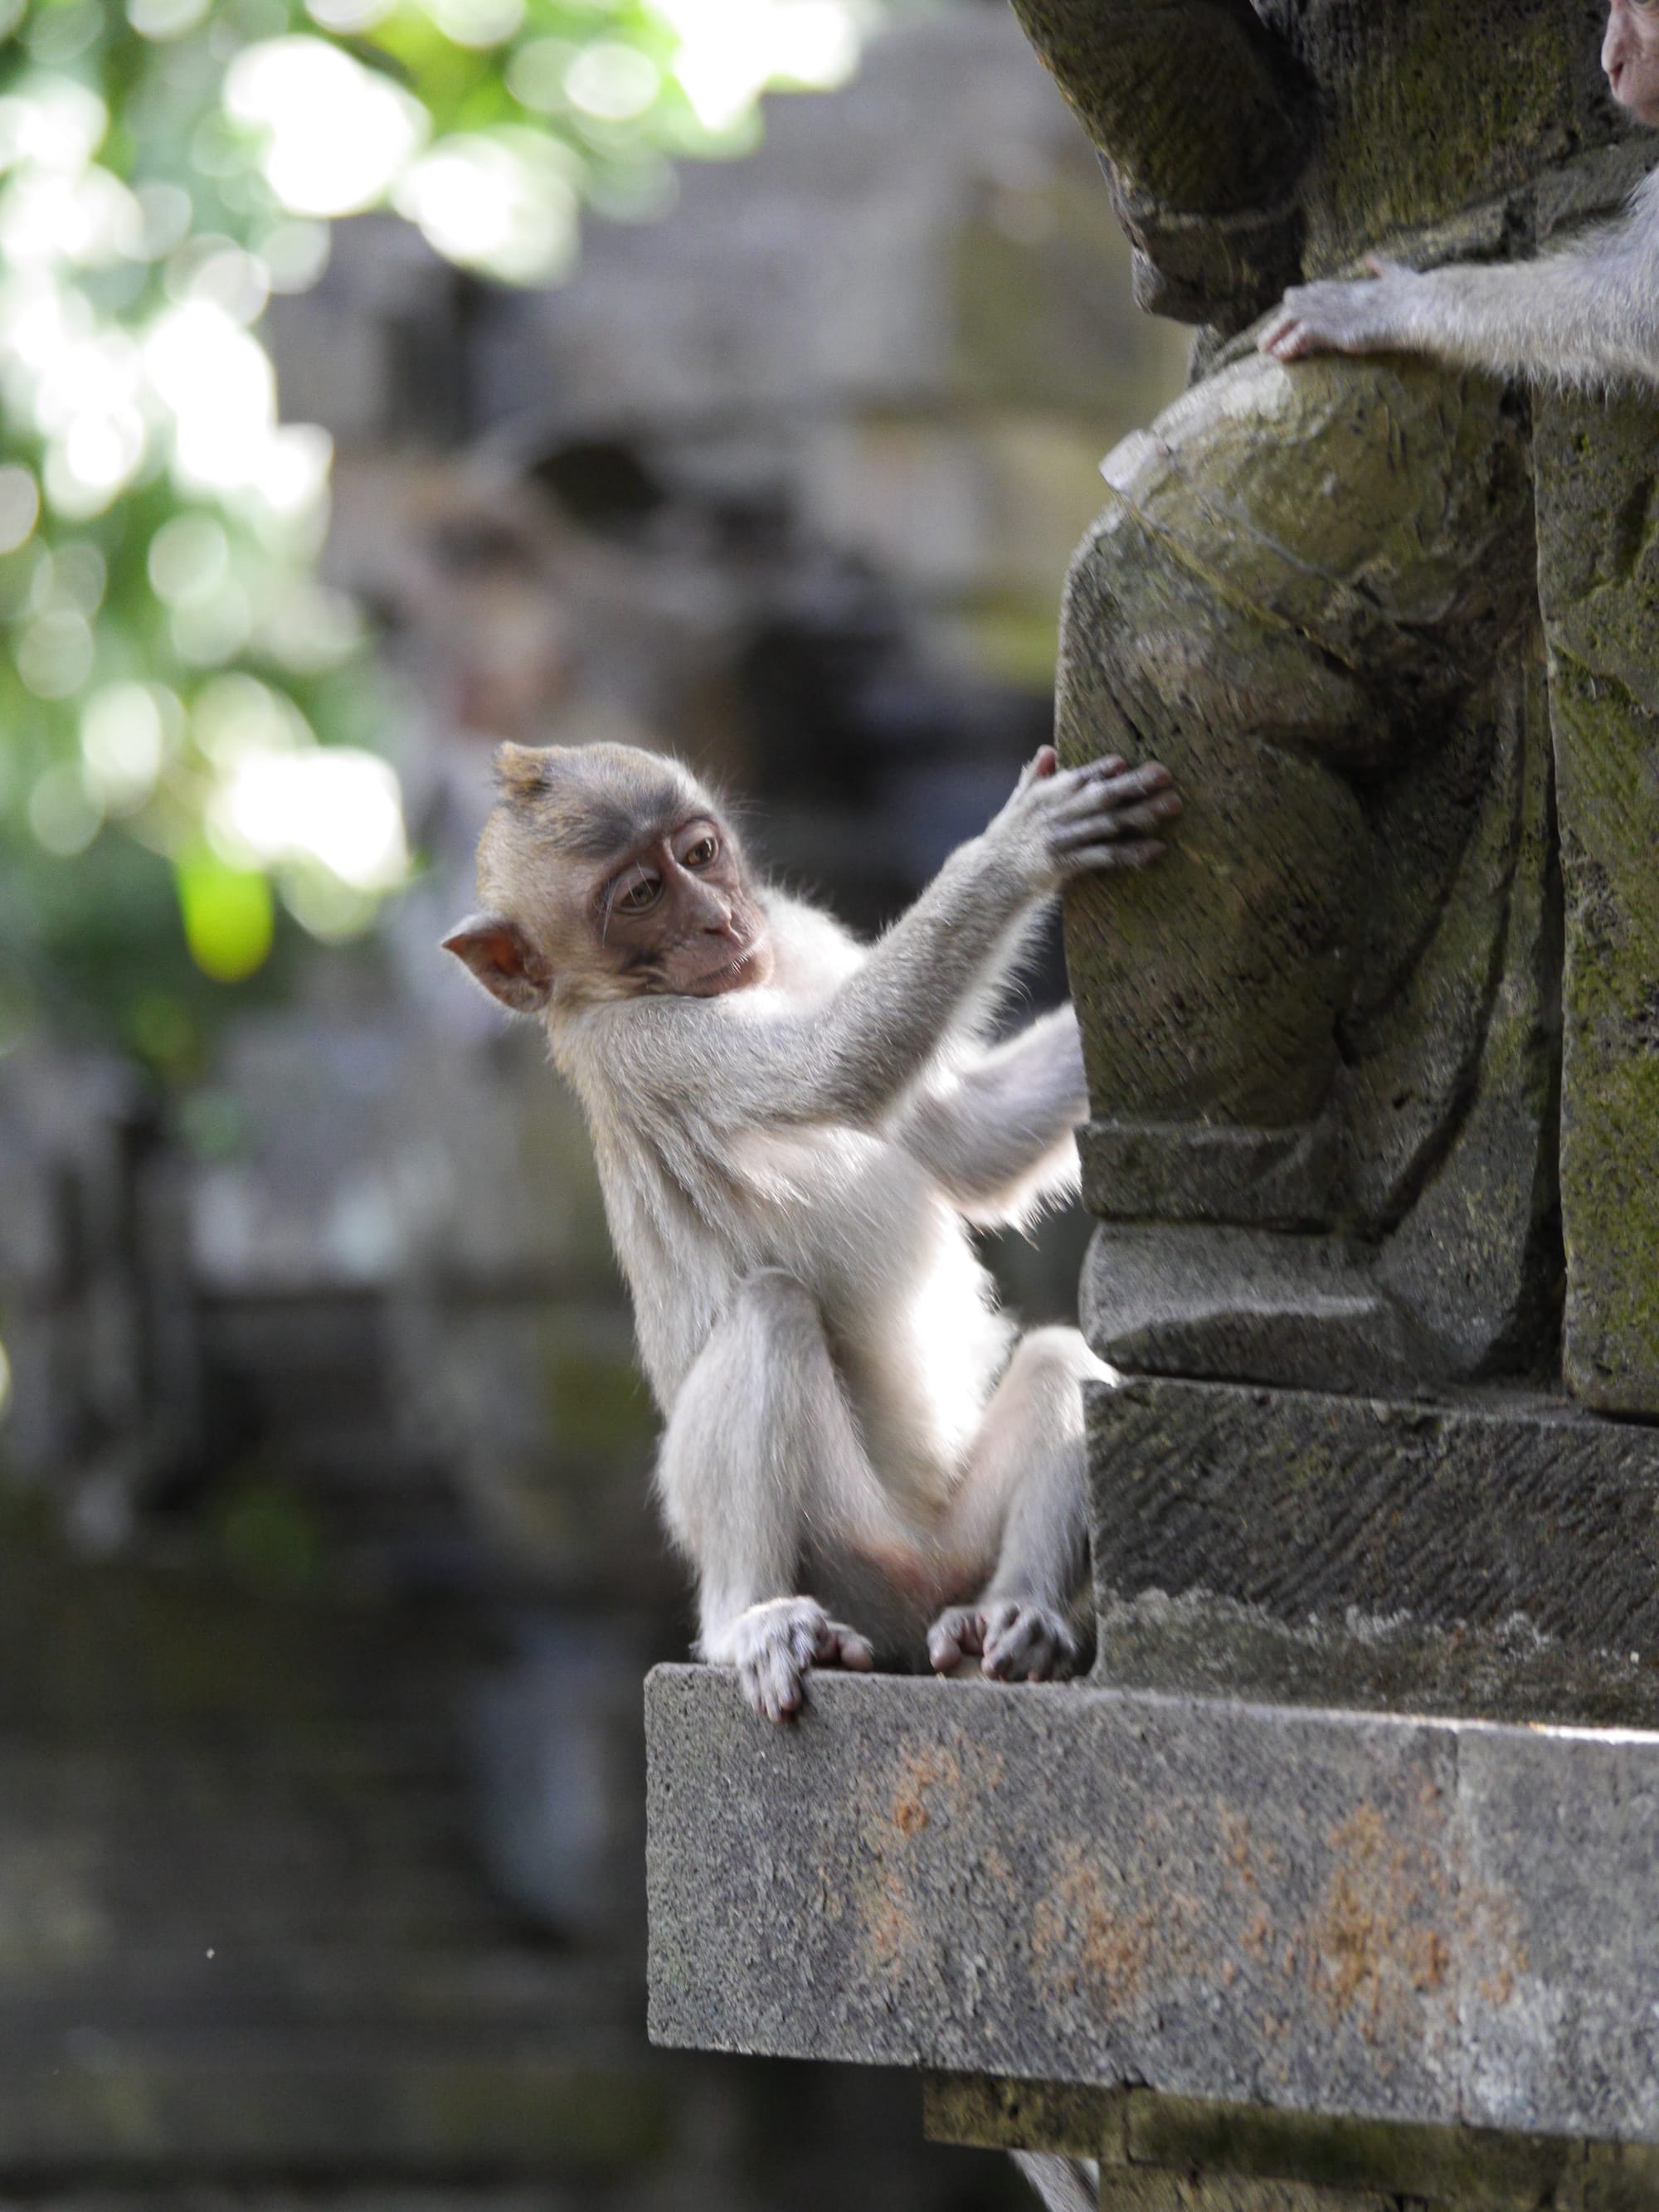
left=1013, top=2149, right=1100, bottom=2212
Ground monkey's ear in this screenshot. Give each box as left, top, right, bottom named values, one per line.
left=442, top=912, right=552, bottom=1014
left=494, top=743, right=552, bottom=800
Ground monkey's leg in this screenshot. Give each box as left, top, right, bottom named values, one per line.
left=658, top=1268, right=914, bottom=1723
left=928, top=1326, right=1107, bottom=1683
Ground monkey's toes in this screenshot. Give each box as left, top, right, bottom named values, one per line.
left=818, top=1622, right=876, bottom=1672
left=927, top=1606, right=985, bottom=1675
left=980, top=1600, right=1080, bottom=1683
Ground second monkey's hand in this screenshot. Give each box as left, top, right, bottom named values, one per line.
left=1258, top=257, right=1427, bottom=362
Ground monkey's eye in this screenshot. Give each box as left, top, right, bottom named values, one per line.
left=682, top=834, right=718, bottom=869
left=613, top=868, right=662, bottom=914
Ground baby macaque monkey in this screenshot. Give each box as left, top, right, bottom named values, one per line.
left=445, top=740, right=1179, bottom=1721
left=1259, top=0, right=1659, bottom=389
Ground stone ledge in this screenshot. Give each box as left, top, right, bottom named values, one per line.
left=645, top=1665, right=1659, bottom=2146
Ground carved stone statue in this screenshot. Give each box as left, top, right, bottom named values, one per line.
left=1014, top=0, right=1659, bottom=1421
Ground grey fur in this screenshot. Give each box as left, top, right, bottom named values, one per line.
left=1259, top=169, right=1659, bottom=391
left=532, top=753, right=1170, bottom=1718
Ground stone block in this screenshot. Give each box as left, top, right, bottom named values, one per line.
left=1091, top=1378, right=1659, bottom=1652
left=1082, top=1229, right=1433, bottom=1398
left=647, top=1665, right=1659, bottom=2144
left=648, top=1669, right=1464, bottom=2127
left=1078, top=1122, right=1335, bottom=1230
left=1088, top=1378, right=1659, bottom=1722
left=1100, top=2174, right=1394, bottom=2212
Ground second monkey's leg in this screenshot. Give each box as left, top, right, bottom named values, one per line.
left=658, top=1267, right=917, bottom=1722
left=928, top=1327, right=1107, bottom=1682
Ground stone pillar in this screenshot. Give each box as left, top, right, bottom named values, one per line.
left=1535, top=395, right=1659, bottom=1415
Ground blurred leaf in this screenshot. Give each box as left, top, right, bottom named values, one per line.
left=1, top=0, right=877, bottom=1061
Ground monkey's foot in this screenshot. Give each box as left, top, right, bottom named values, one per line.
left=722, top=1597, right=875, bottom=1724
left=927, top=1599, right=1081, bottom=1684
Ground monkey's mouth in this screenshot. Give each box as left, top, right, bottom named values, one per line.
left=684, top=944, right=762, bottom=996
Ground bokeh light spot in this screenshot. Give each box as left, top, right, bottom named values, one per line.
left=223, top=38, right=427, bottom=218
left=27, top=761, right=103, bottom=853
left=148, top=513, right=231, bottom=605
left=129, top=0, right=213, bottom=37
left=81, top=682, right=168, bottom=810
left=396, top=130, right=580, bottom=283
left=566, top=43, right=660, bottom=124
left=0, top=464, right=40, bottom=552
left=421, top=0, right=524, bottom=48
left=175, top=848, right=276, bottom=981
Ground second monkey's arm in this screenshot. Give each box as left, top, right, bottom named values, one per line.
left=898, top=1005, right=1087, bottom=1225
left=1258, top=181, right=1659, bottom=390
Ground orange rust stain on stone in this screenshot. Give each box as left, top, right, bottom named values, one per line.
left=1029, top=1845, right=1203, bottom=2017
left=888, top=1747, right=963, bottom=1840
left=854, top=1735, right=997, bottom=1980
left=1306, top=1803, right=1454, bottom=2042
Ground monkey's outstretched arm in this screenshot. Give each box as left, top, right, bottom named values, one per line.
left=898, top=1004, right=1086, bottom=1224
left=1259, top=188, right=1659, bottom=389
left=616, top=754, right=1176, bottom=1133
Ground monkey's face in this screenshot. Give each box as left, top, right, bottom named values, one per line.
left=586, top=813, right=774, bottom=1000
left=1604, top=0, right=1659, bottom=127
left=445, top=741, right=773, bottom=1014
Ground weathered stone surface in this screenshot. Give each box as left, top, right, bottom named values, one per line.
left=1088, top=1380, right=1659, bottom=1714
left=1082, top=1229, right=1436, bottom=1398
left=1008, top=0, right=1633, bottom=329
left=1007, top=0, right=1311, bottom=323
left=926, top=2073, right=1592, bottom=2210
left=1535, top=395, right=1659, bottom=1417
left=647, top=1665, right=1659, bottom=2141
left=1079, top=1122, right=1335, bottom=1231
left=925, top=2070, right=1121, bottom=2160
left=1099, top=2174, right=1397, bottom=2212
left=1092, top=1591, right=1659, bottom=1733
left=1061, top=352, right=1532, bottom=1135
left=1372, top=656, right=1564, bottom=1381
left=649, top=1672, right=1467, bottom=2119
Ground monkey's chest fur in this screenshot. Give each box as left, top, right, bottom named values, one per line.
left=593, top=1110, right=1014, bottom=1519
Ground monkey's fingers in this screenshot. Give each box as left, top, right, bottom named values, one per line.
left=733, top=1598, right=830, bottom=1723
left=1053, top=791, right=1182, bottom=848
left=1261, top=317, right=1329, bottom=362
left=815, top=1619, right=876, bottom=1673
left=980, top=1600, right=1081, bottom=1684
left=927, top=1606, right=986, bottom=1674
left=1258, top=306, right=1302, bottom=355
left=1064, top=839, right=1168, bottom=873
left=740, top=1644, right=808, bottom=1723
left=1016, top=745, right=1060, bottom=790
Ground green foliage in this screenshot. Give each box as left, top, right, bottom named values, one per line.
left=0, top=0, right=872, bottom=1062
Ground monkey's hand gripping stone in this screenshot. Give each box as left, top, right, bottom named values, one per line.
left=718, top=1597, right=874, bottom=1725
left=927, top=1599, right=1083, bottom=1684
left=1259, top=259, right=1428, bottom=363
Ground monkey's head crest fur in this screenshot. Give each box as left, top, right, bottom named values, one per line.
left=445, top=739, right=751, bottom=1019
left=486, top=741, right=716, bottom=859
